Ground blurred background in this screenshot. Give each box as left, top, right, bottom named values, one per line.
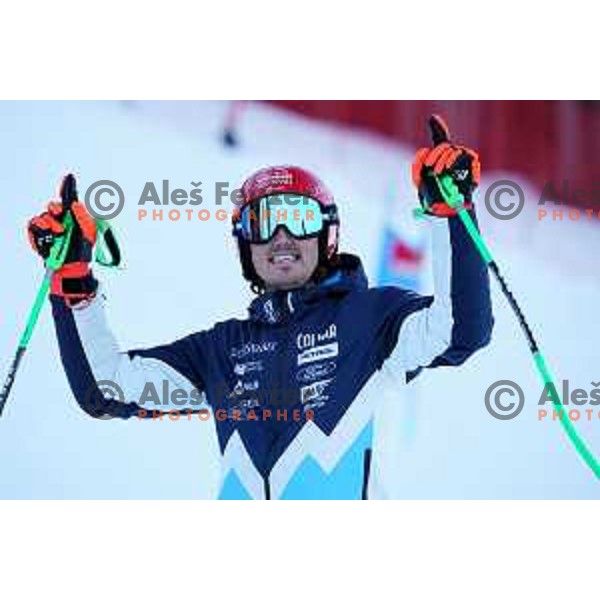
left=0, top=100, right=599, bottom=499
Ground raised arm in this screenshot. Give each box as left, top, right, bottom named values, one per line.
left=388, top=210, right=493, bottom=375
left=27, top=176, right=208, bottom=419
left=51, top=293, right=208, bottom=419
left=384, top=115, right=493, bottom=376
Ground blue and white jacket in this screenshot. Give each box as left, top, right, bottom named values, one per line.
left=51, top=214, right=493, bottom=499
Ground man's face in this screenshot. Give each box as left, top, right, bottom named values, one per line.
left=250, top=227, right=319, bottom=292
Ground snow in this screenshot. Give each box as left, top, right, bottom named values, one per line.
left=0, top=100, right=598, bottom=498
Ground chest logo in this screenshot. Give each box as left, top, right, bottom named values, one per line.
left=230, top=341, right=277, bottom=359
left=234, top=361, right=263, bottom=376
left=297, top=324, right=337, bottom=351
left=297, top=341, right=339, bottom=366
left=297, top=361, right=336, bottom=383
left=300, top=378, right=333, bottom=410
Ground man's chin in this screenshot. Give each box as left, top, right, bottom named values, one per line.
left=265, top=273, right=310, bottom=292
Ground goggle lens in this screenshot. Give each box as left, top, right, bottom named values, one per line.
left=237, top=194, right=326, bottom=243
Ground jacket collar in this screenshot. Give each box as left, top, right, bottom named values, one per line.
left=248, top=253, right=368, bottom=325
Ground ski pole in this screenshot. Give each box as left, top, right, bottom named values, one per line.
left=435, top=171, right=600, bottom=479
left=0, top=174, right=77, bottom=417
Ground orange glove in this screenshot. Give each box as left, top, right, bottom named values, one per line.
left=27, top=176, right=98, bottom=305
left=412, top=115, right=481, bottom=217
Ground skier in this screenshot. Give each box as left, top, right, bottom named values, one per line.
left=27, top=116, right=493, bottom=499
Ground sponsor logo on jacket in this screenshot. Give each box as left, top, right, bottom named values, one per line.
left=227, top=379, right=260, bottom=399
left=227, top=397, right=261, bottom=419
left=234, top=360, right=263, bottom=376
left=296, top=361, right=336, bottom=383
left=263, top=299, right=280, bottom=324
left=297, top=342, right=339, bottom=366
left=300, top=378, right=333, bottom=409
left=230, top=341, right=277, bottom=359
left=297, top=324, right=337, bottom=350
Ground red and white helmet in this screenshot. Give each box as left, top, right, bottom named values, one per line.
left=232, top=165, right=340, bottom=290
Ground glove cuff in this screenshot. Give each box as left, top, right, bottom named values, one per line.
left=51, top=262, right=98, bottom=307
left=424, top=200, right=474, bottom=218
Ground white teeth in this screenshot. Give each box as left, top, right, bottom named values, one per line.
left=272, top=253, right=298, bottom=264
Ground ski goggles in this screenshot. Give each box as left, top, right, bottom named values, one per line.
left=233, top=194, right=339, bottom=244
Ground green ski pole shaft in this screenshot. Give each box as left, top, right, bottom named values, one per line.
left=437, top=173, right=600, bottom=479
left=0, top=234, right=72, bottom=415
left=0, top=176, right=76, bottom=417
left=0, top=267, right=54, bottom=416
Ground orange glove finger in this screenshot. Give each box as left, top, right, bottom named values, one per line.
left=47, top=201, right=64, bottom=217
left=424, top=142, right=451, bottom=167
left=412, top=147, right=430, bottom=187
left=414, top=147, right=429, bottom=167
left=30, top=214, right=64, bottom=234
left=433, top=147, right=459, bottom=175
left=440, top=148, right=463, bottom=173
left=71, top=201, right=97, bottom=245
left=27, top=213, right=64, bottom=254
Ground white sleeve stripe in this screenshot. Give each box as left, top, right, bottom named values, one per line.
left=388, top=219, right=453, bottom=372
left=73, top=293, right=203, bottom=408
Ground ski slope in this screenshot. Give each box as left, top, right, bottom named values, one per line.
left=0, top=100, right=598, bottom=498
